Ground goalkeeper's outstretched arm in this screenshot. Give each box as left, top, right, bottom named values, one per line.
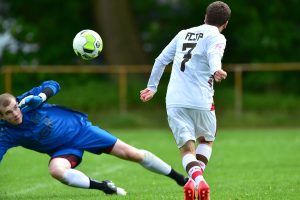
left=17, top=80, right=61, bottom=103
left=17, top=80, right=61, bottom=112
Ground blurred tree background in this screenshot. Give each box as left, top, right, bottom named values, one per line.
left=0, top=0, right=299, bottom=127
left=1, top=0, right=300, bottom=64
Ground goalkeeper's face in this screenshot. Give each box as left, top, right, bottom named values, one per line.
left=0, top=98, right=23, bottom=125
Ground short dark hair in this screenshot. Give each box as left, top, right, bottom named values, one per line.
left=205, top=1, right=231, bottom=27
left=0, top=93, right=15, bottom=115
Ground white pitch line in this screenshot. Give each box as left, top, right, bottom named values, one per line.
left=8, top=183, right=47, bottom=195
left=4, top=164, right=126, bottom=196
left=89, top=164, right=125, bottom=177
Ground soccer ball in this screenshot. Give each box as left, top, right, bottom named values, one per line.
left=73, top=29, right=103, bottom=60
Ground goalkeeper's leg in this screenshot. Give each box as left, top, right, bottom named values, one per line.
left=110, top=139, right=188, bottom=186
left=48, top=156, right=126, bottom=195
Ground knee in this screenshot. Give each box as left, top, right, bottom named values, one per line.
left=48, top=158, right=71, bottom=180
left=180, top=140, right=196, bottom=156
left=49, top=167, right=66, bottom=179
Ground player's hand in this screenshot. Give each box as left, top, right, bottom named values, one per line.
left=214, top=69, right=227, bottom=82
left=140, top=88, right=155, bottom=102
left=18, top=95, right=43, bottom=112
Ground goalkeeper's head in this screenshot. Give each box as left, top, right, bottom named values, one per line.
left=0, top=93, right=23, bottom=125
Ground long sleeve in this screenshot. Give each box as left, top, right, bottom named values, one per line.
left=16, top=80, right=61, bottom=103
left=206, top=34, right=226, bottom=75
left=147, top=32, right=181, bottom=92
left=0, top=130, right=17, bottom=163
left=0, top=143, right=9, bottom=163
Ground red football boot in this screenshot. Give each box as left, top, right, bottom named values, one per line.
left=197, top=180, right=210, bottom=200
left=184, top=179, right=195, bottom=200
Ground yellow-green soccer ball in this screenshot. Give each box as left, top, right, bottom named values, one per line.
left=73, top=29, right=103, bottom=60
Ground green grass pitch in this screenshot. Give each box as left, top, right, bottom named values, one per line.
left=0, top=128, right=299, bottom=200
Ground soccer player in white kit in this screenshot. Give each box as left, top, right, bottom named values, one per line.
left=140, top=1, right=231, bottom=200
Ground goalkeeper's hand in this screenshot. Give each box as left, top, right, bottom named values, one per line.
left=18, top=94, right=45, bottom=112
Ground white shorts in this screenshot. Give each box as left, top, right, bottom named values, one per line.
left=167, top=107, right=217, bottom=148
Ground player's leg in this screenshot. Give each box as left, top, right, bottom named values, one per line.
left=196, top=138, right=213, bottom=172
left=180, top=140, right=204, bottom=185
left=181, top=141, right=211, bottom=200
left=78, top=124, right=187, bottom=186
left=194, top=110, right=216, bottom=172
left=193, top=140, right=212, bottom=200
left=193, top=110, right=216, bottom=200
left=78, top=125, right=187, bottom=186
left=180, top=140, right=204, bottom=200
left=167, top=108, right=204, bottom=182
left=48, top=154, right=126, bottom=195
left=109, top=139, right=187, bottom=186
left=167, top=107, right=208, bottom=199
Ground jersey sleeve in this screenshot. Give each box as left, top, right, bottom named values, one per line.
left=0, top=132, right=17, bottom=163
left=147, top=31, right=182, bottom=92
left=16, top=80, right=61, bottom=103
left=206, top=34, right=226, bottom=75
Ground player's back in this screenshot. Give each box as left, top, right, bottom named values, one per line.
left=166, top=24, right=226, bottom=110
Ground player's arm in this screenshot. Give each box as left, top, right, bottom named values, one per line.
left=0, top=137, right=17, bottom=164
left=17, top=80, right=61, bottom=111
left=140, top=32, right=180, bottom=102
left=206, top=35, right=227, bottom=82
left=0, top=145, right=9, bottom=163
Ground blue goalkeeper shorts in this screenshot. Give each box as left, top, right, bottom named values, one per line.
left=50, top=125, right=118, bottom=159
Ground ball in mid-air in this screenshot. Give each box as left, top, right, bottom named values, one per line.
left=73, top=29, right=103, bottom=60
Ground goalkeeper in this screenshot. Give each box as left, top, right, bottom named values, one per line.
left=0, top=80, right=187, bottom=196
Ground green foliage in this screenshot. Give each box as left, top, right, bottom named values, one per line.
left=131, top=0, right=300, bottom=63
left=1, top=129, right=299, bottom=199
left=225, top=0, right=300, bottom=63
left=1, top=0, right=94, bottom=64
left=3, top=0, right=300, bottom=64
left=130, top=0, right=300, bottom=94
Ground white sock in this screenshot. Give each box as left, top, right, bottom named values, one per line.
left=182, top=154, right=203, bottom=185
left=139, top=149, right=172, bottom=175
left=196, top=144, right=212, bottom=171
left=60, top=169, right=90, bottom=188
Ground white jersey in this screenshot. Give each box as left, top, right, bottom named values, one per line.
left=147, top=24, right=226, bottom=110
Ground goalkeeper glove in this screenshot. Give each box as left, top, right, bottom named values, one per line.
left=18, top=93, right=46, bottom=112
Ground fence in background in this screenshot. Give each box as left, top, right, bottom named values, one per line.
left=1, top=63, right=300, bottom=117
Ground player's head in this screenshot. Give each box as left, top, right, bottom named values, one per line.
left=0, top=93, right=23, bottom=125
left=204, top=1, right=231, bottom=31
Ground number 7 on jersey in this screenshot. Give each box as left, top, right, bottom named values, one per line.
left=180, top=43, right=196, bottom=72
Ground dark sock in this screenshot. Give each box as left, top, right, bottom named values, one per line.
left=89, top=179, right=106, bottom=190
left=166, top=168, right=188, bottom=186
left=89, top=179, right=117, bottom=194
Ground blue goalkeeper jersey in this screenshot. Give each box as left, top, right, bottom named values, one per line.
left=0, top=80, right=117, bottom=162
